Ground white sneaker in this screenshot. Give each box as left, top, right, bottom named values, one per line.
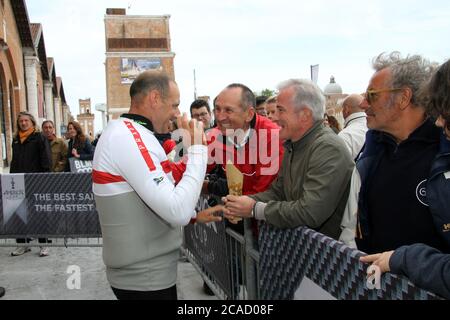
left=11, top=247, right=31, bottom=256
left=39, top=247, right=49, bottom=257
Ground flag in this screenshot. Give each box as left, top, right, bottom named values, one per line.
left=311, top=64, right=319, bottom=84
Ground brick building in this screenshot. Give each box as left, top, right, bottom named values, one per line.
left=104, top=8, right=175, bottom=120
left=0, top=0, right=69, bottom=171
left=0, top=0, right=28, bottom=168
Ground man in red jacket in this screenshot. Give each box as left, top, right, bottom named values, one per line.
left=173, top=84, right=283, bottom=197
left=172, top=84, right=284, bottom=296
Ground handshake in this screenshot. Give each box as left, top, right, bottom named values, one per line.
left=196, top=196, right=256, bottom=224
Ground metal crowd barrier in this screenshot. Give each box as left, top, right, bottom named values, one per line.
left=0, top=174, right=443, bottom=300
left=0, top=173, right=101, bottom=247
left=182, top=222, right=257, bottom=300
left=183, top=195, right=444, bottom=300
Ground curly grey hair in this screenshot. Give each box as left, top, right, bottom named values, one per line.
left=277, top=79, right=325, bottom=121
left=372, top=52, right=437, bottom=107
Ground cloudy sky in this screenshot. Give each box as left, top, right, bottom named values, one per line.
left=26, top=0, right=450, bottom=132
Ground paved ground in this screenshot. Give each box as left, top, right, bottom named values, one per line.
left=0, top=246, right=217, bottom=300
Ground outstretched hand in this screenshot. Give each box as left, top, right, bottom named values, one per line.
left=360, top=251, right=394, bottom=274
left=196, top=205, right=224, bottom=224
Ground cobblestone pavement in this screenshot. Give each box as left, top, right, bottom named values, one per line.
left=0, top=246, right=217, bottom=300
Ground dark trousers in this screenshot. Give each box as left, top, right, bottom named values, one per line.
left=111, top=285, right=177, bottom=300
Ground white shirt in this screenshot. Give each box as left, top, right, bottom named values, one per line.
left=338, top=112, right=368, bottom=160
left=339, top=168, right=361, bottom=248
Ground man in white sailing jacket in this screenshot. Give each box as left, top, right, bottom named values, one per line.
left=93, top=71, right=221, bottom=300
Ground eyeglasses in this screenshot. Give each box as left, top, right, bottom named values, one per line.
left=365, top=88, right=403, bottom=104
left=192, top=112, right=209, bottom=119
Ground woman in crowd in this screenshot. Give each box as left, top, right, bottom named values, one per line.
left=65, top=121, right=94, bottom=171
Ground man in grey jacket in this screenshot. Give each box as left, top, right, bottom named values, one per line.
left=223, top=79, right=354, bottom=239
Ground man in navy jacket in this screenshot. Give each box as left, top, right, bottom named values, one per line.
left=361, top=58, right=450, bottom=299
left=340, top=52, right=449, bottom=254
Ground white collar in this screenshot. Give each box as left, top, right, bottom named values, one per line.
left=227, top=128, right=252, bottom=149
left=344, top=112, right=367, bottom=127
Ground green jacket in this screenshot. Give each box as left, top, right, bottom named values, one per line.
left=252, top=122, right=354, bottom=239
left=50, top=137, right=68, bottom=172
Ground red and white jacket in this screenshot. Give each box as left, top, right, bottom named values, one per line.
left=92, top=117, right=207, bottom=226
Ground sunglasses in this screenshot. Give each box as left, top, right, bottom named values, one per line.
left=365, top=88, right=403, bottom=104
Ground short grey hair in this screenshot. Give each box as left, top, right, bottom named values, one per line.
left=130, top=70, right=174, bottom=101
left=372, top=52, right=437, bottom=106
left=277, top=79, right=325, bottom=121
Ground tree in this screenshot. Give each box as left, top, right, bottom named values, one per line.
left=260, top=88, right=276, bottom=97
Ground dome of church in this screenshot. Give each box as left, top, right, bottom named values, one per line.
left=324, top=76, right=343, bottom=95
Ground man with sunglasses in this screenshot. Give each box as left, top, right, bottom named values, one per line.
left=339, top=52, right=450, bottom=255
left=359, top=58, right=450, bottom=300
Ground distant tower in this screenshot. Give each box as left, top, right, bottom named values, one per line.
left=77, top=98, right=95, bottom=140
left=104, top=8, right=176, bottom=120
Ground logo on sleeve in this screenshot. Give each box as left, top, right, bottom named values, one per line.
left=153, top=177, right=164, bottom=186
left=415, top=180, right=428, bottom=207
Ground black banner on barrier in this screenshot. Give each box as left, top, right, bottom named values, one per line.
left=69, top=158, right=93, bottom=173
left=0, top=173, right=101, bottom=237
left=258, top=224, right=442, bottom=300
left=184, top=195, right=232, bottom=296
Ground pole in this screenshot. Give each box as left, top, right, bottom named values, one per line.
left=194, top=69, right=198, bottom=100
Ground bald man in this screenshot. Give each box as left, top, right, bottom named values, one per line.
left=338, top=94, right=368, bottom=159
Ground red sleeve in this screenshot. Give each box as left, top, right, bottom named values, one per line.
left=170, top=134, right=219, bottom=185
left=170, top=159, right=187, bottom=185
left=163, top=139, right=177, bottom=155
left=171, top=155, right=217, bottom=185
left=251, top=128, right=284, bottom=194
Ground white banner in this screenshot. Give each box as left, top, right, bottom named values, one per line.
left=2, top=174, right=27, bottom=224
